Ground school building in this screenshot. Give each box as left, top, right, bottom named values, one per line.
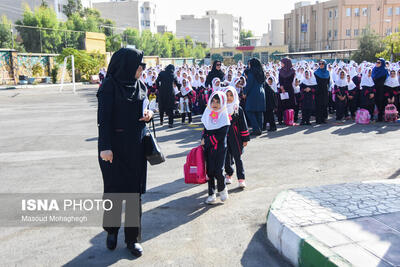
left=284, top=0, right=400, bottom=52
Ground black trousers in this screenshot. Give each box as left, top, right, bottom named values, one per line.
left=335, top=100, right=346, bottom=120
left=301, top=109, right=312, bottom=123
left=181, top=112, right=192, bottom=123
left=315, top=103, right=327, bottom=123
left=103, top=195, right=142, bottom=243
left=376, top=98, right=385, bottom=121
left=263, top=110, right=276, bottom=130
left=225, top=149, right=245, bottom=180
left=159, top=107, right=174, bottom=125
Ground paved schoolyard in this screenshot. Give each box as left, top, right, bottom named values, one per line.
left=0, top=85, right=399, bottom=267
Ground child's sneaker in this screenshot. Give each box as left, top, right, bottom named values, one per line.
left=239, top=179, right=246, bottom=188
left=205, top=194, right=217, bottom=205
left=219, top=188, right=229, bottom=202
left=225, top=175, right=232, bottom=185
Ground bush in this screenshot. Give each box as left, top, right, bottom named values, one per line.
left=56, top=48, right=105, bottom=82
left=233, top=53, right=243, bottom=63
left=211, top=53, right=223, bottom=63
left=51, top=65, right=59, bottom=84
left=32, top=63, right=43, bottom=77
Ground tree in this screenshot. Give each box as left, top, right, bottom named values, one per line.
left=376, top=31, right=400, bottom=62
left=63, top=0, right=83, bottom=18
left=233, top=53, right=243, bottom=63
left=56, top=48, right=105, bottom=81
left=0, top=16, right=12, bottom=49
left=16, top=5, right=64, bottom=53
left=211, top=53, right=223, bottom=62
left=351, top=28, right=384, bottom=63
left=239, top=30, right=253, bottom=46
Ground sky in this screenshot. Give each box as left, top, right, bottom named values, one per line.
left=91, top=0, right=315, bottom=35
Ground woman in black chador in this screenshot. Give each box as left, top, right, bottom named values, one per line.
left=205, top=60, right=225, bottom=88
left=156, top=64, right=179, bottom=127
left=97, top=48, right=153, bottom=257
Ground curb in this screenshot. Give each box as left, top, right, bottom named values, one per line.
left=266, top=190, right=352, bottom=267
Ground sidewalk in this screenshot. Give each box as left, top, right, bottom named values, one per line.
left=266, top=179, right=400, bottom=267
left=0, top=82, right=87, bottom=90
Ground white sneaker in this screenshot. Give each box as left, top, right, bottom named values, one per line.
left=225, top=175, right=232, bottom=185
left=205, top=194, right=217, bottom=205
left=219, top=188, right=229, bottom=202
left=239, top=179, right=246, bottom=188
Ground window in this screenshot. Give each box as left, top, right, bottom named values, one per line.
left=395, top=27, right=399, bottom=33
left=146, top=7, right=150, bottom=11
left=301, top=15, right=304, bottom=23
left=396, top=7, right=400, bottom=15
left=354, top=29, right=359, bottom=36
left=222, top=52, right=233, bottom=57
left=140, top=7, right=144, bottom=13
left=329, top=11, right=332, bottom=18
left=141, top=20, right=145, bottom=26
left=362, top=8, right=368, bottom=16
left=386, top=28, right=392, bottom=36
left=335, top=8, right=338, bottom=18
left=362, top=28, right=367, bottom=35
left=354, top=8, right=360, bottom=16
left=334, top=30, right=337, bottom=38
left=146, top=20, right=150, bottom=27
left=388, top=7, right=393, bottom=16
left=346, top=8, right=351, bottom=16
left=346, top=29, right=351, bottom=36
left=328, top=30, right=332, bottom=38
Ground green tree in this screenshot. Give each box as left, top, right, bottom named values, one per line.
left=211, top=53, right=223, bottom=62
left=376, top=30, right=400, bottom=62
left=122, top=28, right=141, bottom=48
left=233, top=53, right=243, bottom=63
left=351, top=28, right=384, bottom=63
left=0, top=16, right=13, bottom=49
left=239, top=30, right=253, bottom=46
left=16, top=5, right=64, bottom=53
left=63, top=0, right=83, bottom=18
left=56, top=48, right=105, bottom=81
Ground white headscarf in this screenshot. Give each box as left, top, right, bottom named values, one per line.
left=212, top=77, right=222, bottom=91
left=224, top=86, right=240, bottom=115
left=300, top=70, right=317, bottom=86
left=347, top=76, right=356, bottom=91
left=384, top=71, right=400, bottom=88
left=201, top=91, right=231, bottom=131
left=360, top=68, right=374, bottom=87
left=180, top=78, right=193, bottom=96
left=267, top=76, right=278, bottom=92
left=335, top=71, right=348, bottom=87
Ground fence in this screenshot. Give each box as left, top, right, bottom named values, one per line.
left=0, top=49, right=71, bottom=85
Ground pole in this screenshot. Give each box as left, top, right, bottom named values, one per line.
left=59, top=56, right=68, bottom=93
left=39, top=29, right=42, bottom=53
left=71, top=55, right=76, bottom=94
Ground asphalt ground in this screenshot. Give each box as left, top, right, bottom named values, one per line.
left=0, top=85, right=399, bottom=266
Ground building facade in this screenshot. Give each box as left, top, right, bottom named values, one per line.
left=284, top=0, right=400, bottom=52
left=204, top=10, right=242, bottom=47
left=176, top=15, right=220, bottom=48
left=93, top=0, right=156, bottom=33
left=0, top=0, right=69, bottom=22
left=262, top=19, right=285, bottom=46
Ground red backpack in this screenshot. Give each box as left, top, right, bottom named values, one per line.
left=184, top=146, right=207, bottom=184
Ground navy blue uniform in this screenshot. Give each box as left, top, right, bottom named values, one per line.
left=203, top=126, right=229, bottom=195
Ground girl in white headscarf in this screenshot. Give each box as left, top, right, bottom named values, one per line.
left=201, top=91, right=230, bottom=204
left=347, top=74, right=358, bottom=119
left=300, top=70, right=317, bottom=125
left=179, top=78, right=194, bottom=124
left=333, top=70, right=349, bottom=121
left=223, top=86, right=250, bottom=188
left=212, top=77, right=222, bottom=91
left=384, top=69, right=400, bottom=108
left=360, top=68, right=376, bottom=118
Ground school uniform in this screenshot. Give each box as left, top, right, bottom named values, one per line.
left=333, top=85, right=348, bottom=120
left=263, top=83, right=278, bottom=131
left=225, top=106, right=250, bottom=180
left=347, top=81, right=358, bottom=118
left=359, top=69, right=376, bottom=118
left=384, top=74, right=400, bottom=109
left=299, top=83, right=316, bottom=124
left=201, top=91, right=230, bottom=196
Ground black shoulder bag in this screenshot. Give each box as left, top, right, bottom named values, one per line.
left=143, top=119, right=165, bottom=165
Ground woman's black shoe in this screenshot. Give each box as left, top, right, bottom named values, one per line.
left=106, top=233, right=118, bottom=250
left=168, top=124, right=174, bottom=128
left=127, top=242, right=143, bottom=257
left=268, top=127, right=277, bottom=132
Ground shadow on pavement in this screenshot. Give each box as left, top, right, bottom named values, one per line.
left=241, top=224, right=292, bottom=267
left=63, top=189, right=216, bottom=266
